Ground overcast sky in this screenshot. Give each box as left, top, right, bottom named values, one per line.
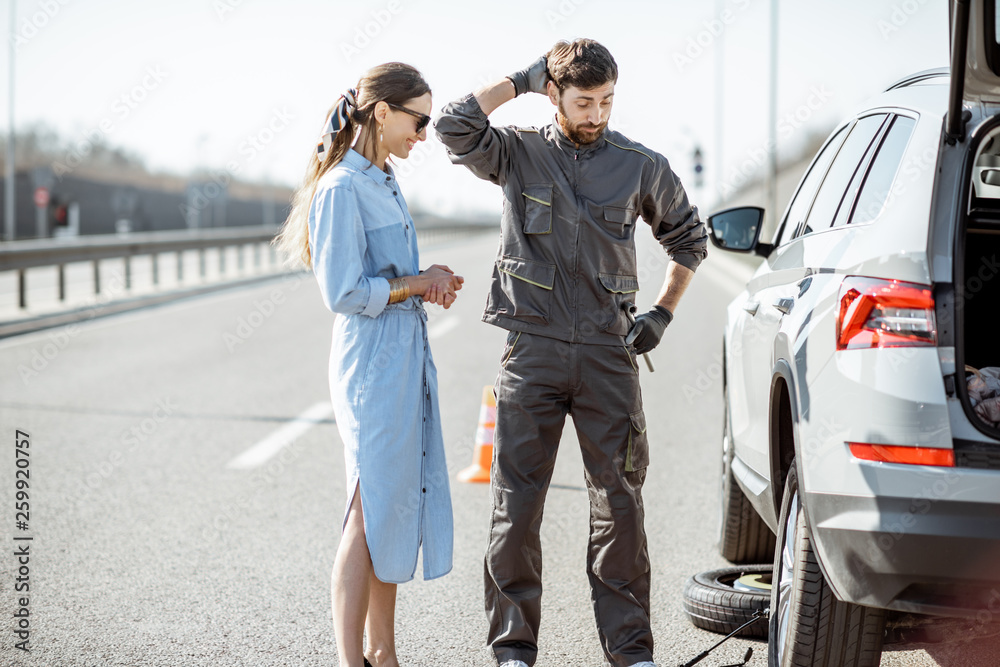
left=4, top=0, right=949, bottom=216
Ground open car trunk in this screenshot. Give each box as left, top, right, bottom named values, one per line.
left=960, top=138, right=1000, bottom=438
left=952, top=1, right=1000, bottom=447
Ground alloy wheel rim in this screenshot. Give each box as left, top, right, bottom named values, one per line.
left=775, top=491, right=798, bottom=665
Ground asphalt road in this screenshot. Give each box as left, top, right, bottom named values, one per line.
left=1, top=229, right=997, bottom=666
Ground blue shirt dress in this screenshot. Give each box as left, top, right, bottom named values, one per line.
left=308, top=148, right=453, bottom=584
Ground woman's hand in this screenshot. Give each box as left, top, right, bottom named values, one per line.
left=420, top=265, right=464, bottom=309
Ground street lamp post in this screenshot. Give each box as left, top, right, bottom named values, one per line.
left=713, top=0, right=725, bottom=206
left=766, top=0, right=780, bottom=232
left=4, top=0, right=16, bottom=242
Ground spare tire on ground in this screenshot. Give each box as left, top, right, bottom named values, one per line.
left=682, top=565, right=771, bottom=639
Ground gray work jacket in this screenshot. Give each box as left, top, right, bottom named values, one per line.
left=434, top=93, right=708, bottom=345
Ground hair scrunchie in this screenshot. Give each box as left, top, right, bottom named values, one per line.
left=316, top=88, right=358, bottom=162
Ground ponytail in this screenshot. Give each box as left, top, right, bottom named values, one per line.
left=272, top=63, right=430, bottom=269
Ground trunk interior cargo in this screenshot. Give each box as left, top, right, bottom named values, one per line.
left=960, top=137, right=1000, bottom=444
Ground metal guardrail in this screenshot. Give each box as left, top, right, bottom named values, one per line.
left=0, top=226, right=281, bottom=309
left=0, top=222, right=496, bottom=311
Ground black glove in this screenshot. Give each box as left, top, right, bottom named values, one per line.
left=626, top=305, right=673, bottom=355
left=507, top=56, right=550, bottom=97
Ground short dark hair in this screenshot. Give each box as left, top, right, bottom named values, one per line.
left=546, top=38, right=618, bottom=91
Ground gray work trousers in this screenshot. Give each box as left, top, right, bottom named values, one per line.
left=485, top=331, right=653, bottom=667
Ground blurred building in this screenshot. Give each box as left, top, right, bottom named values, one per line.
left=0, top=167, right=292, bottom=240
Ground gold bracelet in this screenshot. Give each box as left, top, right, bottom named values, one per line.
left=388, top=277, right=410, bottom=304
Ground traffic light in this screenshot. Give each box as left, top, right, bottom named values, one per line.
left=692, top=146, right=704, bottom=189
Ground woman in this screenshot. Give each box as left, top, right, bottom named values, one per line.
left=274, top=63, right=461, bottom=667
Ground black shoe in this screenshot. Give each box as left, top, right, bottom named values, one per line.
left=364, top=659, right=373, bottom=667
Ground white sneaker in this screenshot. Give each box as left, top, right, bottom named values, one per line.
left=629, top=662, right=658, bottom=667
left=499, top=662, right=529, bottom=667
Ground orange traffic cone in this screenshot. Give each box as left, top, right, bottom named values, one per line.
left=458, top=386, right=495, bottom=483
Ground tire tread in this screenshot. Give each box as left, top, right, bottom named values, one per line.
left=682, top=565, right=770, bottom=639
left=771, top=466, right=885, bottom=667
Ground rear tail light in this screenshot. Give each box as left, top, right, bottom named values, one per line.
left=836, top=277, right=936, bottom=350
left=848, top=442, right=955, bottom=466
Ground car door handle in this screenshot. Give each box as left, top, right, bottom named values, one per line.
left=773, top=297, right=794, bottom=314
left=743, top=300, right=759, bottom=316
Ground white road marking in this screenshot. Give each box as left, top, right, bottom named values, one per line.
left=228, top=314, right=461, bottom=470
left=226, top=401, right=333, bottom=470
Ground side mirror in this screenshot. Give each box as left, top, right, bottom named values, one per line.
left=706, top=206, right=769, bottom=255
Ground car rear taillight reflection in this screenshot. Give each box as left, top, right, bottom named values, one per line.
left=848, top=442, right=955, bottom=466
left=836, top=277, right=936, bottom=350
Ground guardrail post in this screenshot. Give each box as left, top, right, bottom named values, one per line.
left=254, top=243, right=260, bottom=269
left=58, top=264, right=65, bottom=301
left=152, top=253, right=159, bottom=286
left=237, top=244, right=244, bottom=272
left=93, top=260, right=101, bottom=295
left=218, top=246, right=225, bottom=275
left=124, top=256, right=131, bottom=290
left=177, top=251, right=183, bottom=282
left=199, top=249, right=206, bottom=279
left=18, top=269, right=26, bottom=309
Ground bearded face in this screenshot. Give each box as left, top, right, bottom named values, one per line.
left=551, top=81, right=615, bottom=146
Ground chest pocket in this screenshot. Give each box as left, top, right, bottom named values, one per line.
left=602, top=206, right=635, bottom=239
left=521, top=184, right=553, bottom=234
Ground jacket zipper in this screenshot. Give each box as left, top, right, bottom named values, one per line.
left=572, top=148, right=582, bottom=340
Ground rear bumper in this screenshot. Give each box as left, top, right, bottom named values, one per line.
left=806, top=464, right=1000, bottom=618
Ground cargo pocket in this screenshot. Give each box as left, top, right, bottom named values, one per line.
left=602, top=205, right=634, bottom=239
left=599, top=273, right=640, bottom=336
left=497, top=256, right=555, bottom=324
left=501, top=331, right=521, bottom=369
left=522, top=185, right=553, bottom=234
left=625, top=410, right=649, bottom=472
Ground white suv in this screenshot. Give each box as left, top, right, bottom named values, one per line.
left=708, top=2, right=1000, bottom=665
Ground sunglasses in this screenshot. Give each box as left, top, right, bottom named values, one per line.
left=386, top=102, right=431, bottom=134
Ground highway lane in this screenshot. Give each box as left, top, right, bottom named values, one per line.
left=0, top=229, right=995, bottom=666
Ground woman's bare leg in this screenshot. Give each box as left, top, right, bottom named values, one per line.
left=332, top=484, right=372, bottom=667
left=364, top=574, right=398, bottom=666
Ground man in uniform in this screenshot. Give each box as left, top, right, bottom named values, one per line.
left=434, top=39, right=708, bottom=667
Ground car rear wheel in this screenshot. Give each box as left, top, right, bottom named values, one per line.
left=720, top=384, right=775, bottom=563
left=768, top=463, right=885, bottom=667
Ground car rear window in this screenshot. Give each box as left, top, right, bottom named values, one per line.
left=849, top=116, right=917, bottom=225
left=774, top=126, right=848, bottom=246
left=800, top=114, right=887, bottom=236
